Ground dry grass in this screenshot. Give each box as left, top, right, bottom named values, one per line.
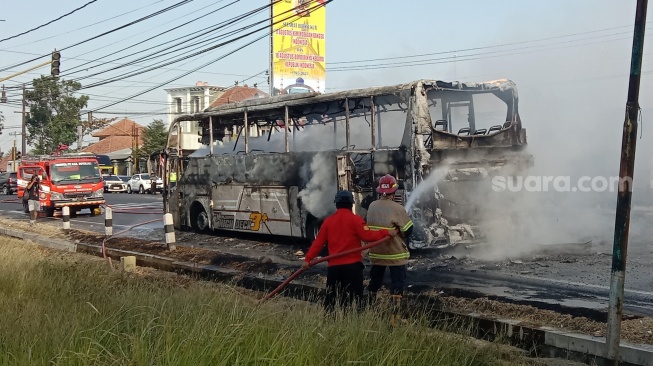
left=0, top=237, right=532, bottom=366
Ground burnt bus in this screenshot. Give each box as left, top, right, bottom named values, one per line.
left=164, top=79, right=532, bottom=248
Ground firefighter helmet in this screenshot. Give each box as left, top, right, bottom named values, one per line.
left=377, top=174, right=398, bottom=194
left=334, top=190, right=354, bottom=203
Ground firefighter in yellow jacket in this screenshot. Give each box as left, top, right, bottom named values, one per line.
left=365, top=174, right=413, bottom=312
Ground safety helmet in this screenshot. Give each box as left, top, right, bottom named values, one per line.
left=334, top=190, right=354, bottom=203
left=376, top=174, right=398, bottom=195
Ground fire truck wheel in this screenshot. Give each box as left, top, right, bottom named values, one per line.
left=45, top=208, right=55, bottom=217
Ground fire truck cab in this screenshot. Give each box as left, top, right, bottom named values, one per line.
left=17, top=154, right=105, bottom=217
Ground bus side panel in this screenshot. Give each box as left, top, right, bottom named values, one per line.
left=211, top=185, right=297, bottom=236
left=257, top=187, right=297, bottom=237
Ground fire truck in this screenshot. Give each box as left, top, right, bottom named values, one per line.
left=17, top=153, right=106, bottom=217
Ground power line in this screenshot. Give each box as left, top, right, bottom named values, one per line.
left=327, top=30, right=645, bottom=72
left=76, top=0, right=321, bottom=90
left=0, top=0, right=195, bottom=73
left=88, top=0, right=332, bottom=112
left=62, top=0, right=240, bottom=75
left=65, top=0, right=263, bottom=81
left=3, top=0, right=166, bottom=50
left=0, top=0, right=101, bottom=44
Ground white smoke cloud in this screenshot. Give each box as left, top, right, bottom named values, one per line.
left=298, top=152, right=337, bottom=219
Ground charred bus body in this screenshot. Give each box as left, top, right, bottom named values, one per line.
left=164, top=79, right=532, bottom=249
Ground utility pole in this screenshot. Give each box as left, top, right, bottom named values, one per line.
left=12, top=135, right=16, bottom=170
left=21, top=84, right=26, bottom=155
left=132, top=124, right=140, bottom=173
left=606, top=0, right=648, bottom=364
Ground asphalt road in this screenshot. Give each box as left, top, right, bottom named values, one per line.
left=0, top=191, right=164, bottom=233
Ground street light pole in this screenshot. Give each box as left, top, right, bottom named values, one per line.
left=605, top=0, right=648, bottom=364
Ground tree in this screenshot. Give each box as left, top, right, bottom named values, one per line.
left=81, top=116, right=117, bottom=138
left=140, top=119, right=169, bottom=158
left=25, top=76, right=89, bottom=154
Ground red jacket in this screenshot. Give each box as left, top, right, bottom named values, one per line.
left=304, top=208, right=390, bottom=267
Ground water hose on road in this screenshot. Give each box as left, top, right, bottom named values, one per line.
left=101, top=203, right=163, bottom=215
left=260, top=236, right=391, bottom=302
left=102, top=218, right=163, bottom=258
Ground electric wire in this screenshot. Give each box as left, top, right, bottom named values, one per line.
left=68, top=1, right=276, bottom=85
left=62, top=0, right=240, bottom=75
left=0, top=0, right=101, bottom=44
left=2, top=0, right=167, bottom=50
left=0, top=0, right=195, bottom=73
left=87, top=0, right=332, bottom=112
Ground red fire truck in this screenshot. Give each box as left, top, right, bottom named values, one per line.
left=17, top=153, right=105, bottom=217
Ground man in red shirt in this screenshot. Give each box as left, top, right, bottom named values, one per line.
left=302, top=190, right=396, bottom=311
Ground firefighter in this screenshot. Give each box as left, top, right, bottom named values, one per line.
left=365, top=174, right=413, bottom=321
left=302, top=190, right=396, bottom=312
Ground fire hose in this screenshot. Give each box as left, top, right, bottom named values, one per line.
left=102, top=218, right=162, bottom=258
left=101, top=203, right=163, bottom=215
left=260, top=236, right=391, bottom=302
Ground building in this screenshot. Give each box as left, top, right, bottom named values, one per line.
left=165, top=82, right=226, bottom=154
left=82, top=118, right=145, bottom=175
left=165, top=82, right=268, bottom=155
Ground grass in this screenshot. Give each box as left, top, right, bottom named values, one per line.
left=0, top=237, right=529, bottom=366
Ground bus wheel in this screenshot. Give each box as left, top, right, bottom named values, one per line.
left=190, top=202, right=209, bottom=232
left=306, top=214, right=322, bottom=243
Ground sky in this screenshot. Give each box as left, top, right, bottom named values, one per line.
left=0, top=0, right=651, bottom=177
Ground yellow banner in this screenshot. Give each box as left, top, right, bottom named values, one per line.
left=271, top=0, right=326, bottom=95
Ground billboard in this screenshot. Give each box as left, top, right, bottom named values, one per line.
left=271, top=0, right=326, bottom=95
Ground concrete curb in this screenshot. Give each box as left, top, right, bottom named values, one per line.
left=1, top=226, right=652, bottom=366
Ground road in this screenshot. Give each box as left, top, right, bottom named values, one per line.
left=0, top=192, right=164, bottom=233
left=2, top=190, right=653, bottom=318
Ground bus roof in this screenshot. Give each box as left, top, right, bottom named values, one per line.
left=174, top=79, right=518, bottom=123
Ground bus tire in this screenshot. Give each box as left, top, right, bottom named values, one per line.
left=190, top=202, right=209, bottom=232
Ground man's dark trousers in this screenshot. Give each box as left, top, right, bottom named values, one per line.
left=324, top=262, right=364, bottom=311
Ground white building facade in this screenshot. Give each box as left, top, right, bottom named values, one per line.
left=165, top=82, right=226, bottom=154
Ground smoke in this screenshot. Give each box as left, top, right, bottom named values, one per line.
left=298, top=152, right=337, bottom=219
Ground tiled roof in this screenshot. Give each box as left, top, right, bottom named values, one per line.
left=93, top=118, right=144, bottom=138
left=0, top=155, right=11, bottom=172
left=208, top=86, right=268, bottom=109
left=81, top=135, right=142, bottom=155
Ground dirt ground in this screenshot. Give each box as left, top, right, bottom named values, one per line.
left=1, top=215, right=652, bottom=347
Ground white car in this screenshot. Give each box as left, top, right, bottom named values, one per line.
left=103, top=175, right=127, bottom=193
left=127, top=173, right=163, bottom=194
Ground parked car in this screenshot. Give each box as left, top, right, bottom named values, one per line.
left=127, top=173, right=163, bottom=194
left=103, top=175, right=127, bottom=193
left=0, top=172, right=17, bottom=195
